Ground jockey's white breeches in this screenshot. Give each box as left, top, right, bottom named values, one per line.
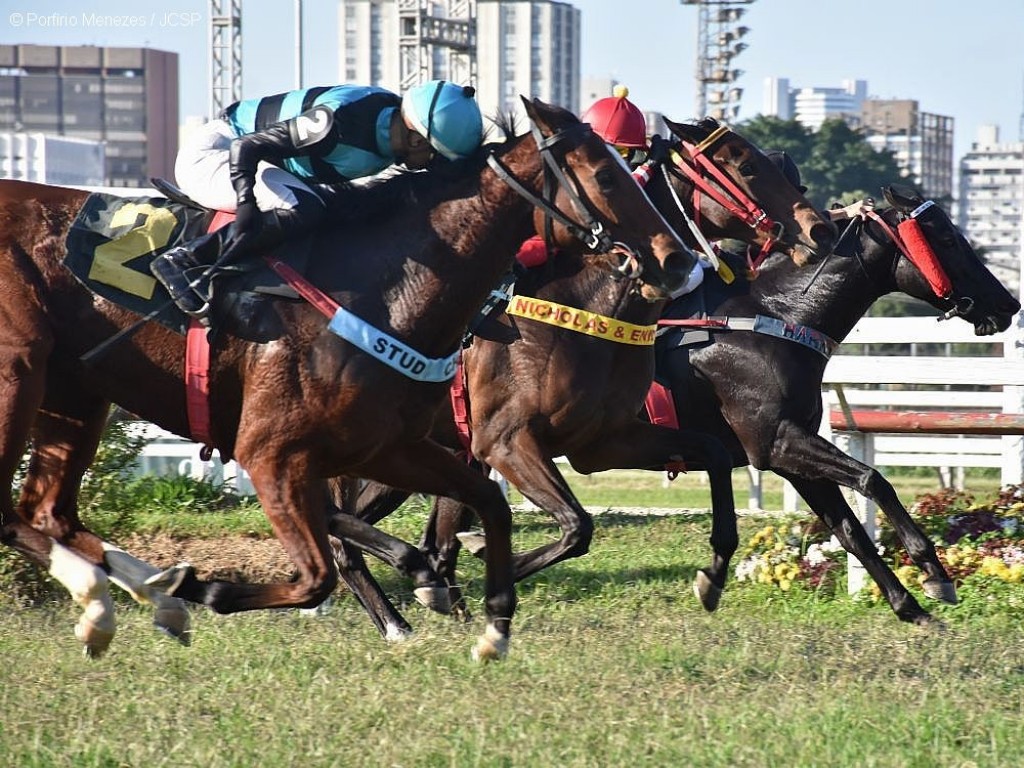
left=174, top=119, right=321, bottom=213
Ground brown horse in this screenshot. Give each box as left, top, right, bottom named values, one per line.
left=0, top=98, right=695, bottom=659
left=323, top=119, right=838, bottom=640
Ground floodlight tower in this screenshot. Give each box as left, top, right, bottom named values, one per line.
left=398, top=0, right=476, bottom=92
left=681, top=0, right=754, bottom=122
left=209, top=0, right=243, bottom=118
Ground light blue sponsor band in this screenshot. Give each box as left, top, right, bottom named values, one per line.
left=328, top=306, right=458, bottom=383
left=752, top=314, right=837, bottom=359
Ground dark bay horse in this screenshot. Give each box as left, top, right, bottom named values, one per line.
left=650, top=184, right=1019, bottom=624
left=0, top=98, right=695, bottom=659
left=325, top=119, right=839, bottom=639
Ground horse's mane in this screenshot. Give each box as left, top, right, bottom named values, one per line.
left=322, top=117, right=521, bottom=225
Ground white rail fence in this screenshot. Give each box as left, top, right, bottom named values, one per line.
left=745, top=314, right=1024, bottom=593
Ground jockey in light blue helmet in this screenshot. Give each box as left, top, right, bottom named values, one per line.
left=401, top=80, right=484, bottom=161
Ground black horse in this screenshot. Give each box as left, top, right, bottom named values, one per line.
left=650, top=183, right=1019, bottom=623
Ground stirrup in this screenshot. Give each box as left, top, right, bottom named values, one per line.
left=151, top=247, right=211, bottom=317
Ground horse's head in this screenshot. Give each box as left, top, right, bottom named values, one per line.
left=878, top=184, right=1020, bottom=335
left=515, top=97, right=697, bottom=300
left=660, top=117, right=836, bottom=269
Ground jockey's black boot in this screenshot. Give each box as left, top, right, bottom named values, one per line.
left=151, top=191, right=324, bottom=318
left=150, top=228, right=230, bottom=317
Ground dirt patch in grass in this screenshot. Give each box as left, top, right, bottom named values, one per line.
left=120, top=532, right=297, bottom=583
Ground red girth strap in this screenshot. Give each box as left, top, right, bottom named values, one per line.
left=449, top=351, right=473, bottom=460
left=644, top=381, right=687, bottom=478
left=866, top=210, right=953, bottom=299
left=184, top=210, right=234, bottom=450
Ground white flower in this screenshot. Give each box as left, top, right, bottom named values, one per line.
left=735, top=558, right=757, bottom=582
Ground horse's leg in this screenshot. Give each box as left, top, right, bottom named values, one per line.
left=784, top=475, right=936, bottom=625
left=357, top=440, right=515, bottom=661
left=328, top=512, right=452, bottom=614
left=322, top=477, right=418, bottom=640
left=420, top=494, right=477, bottom=621
left=566, top=421, right=739, bottom=610
left=328, top=475, right=451, bottom=613
left=148, top=462, right=338, bottom=613
left=478, top=429, right=595, bottom=583
left=768, top=427, right=955, bottom=603
left=0, top=321, right=118, bottom=656
left=331, top=535, right=415, bottom=642
left=23, top=397, right=191, bottom=644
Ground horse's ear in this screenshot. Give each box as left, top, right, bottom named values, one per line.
left=521, top=96, right=573, bottom=135
left=663, top=116, right=719, bottom=147
left=882, top=183, right=925, bottom=212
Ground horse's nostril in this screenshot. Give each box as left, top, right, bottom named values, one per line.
left=662, top=249, right=697, bottom=282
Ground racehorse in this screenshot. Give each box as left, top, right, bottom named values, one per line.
left=648, top=183, right=1018, bottom=624
left=0, top=98, right=696, bottom=659
left=323, top=118, right=839, bottom=639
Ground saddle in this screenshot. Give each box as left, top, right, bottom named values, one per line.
left=63, top=179, right=311, bottom=341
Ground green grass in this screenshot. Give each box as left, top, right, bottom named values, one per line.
left=3, top=506, right=1024, bottom=767
left=506, top=465, right=999, bottom=514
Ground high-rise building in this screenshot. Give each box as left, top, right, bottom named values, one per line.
left=957, top=125, right=1024, bottom=293
left=337, top=0, right=581, bottom=122
left=762, top=77, right=867, bottom=130
left=862, top=99, right=954, bottom=201
left=0, top=44, right=178, bottom=187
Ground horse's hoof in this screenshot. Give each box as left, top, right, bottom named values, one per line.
left=693, top=570, right=723, bottom=613
left=299, top=596, right=333, bottom=618
left=153, top=603, right=192, bottom=646
left=145, top=563, right=194, bottom=596
left=471, top=624, right=509, bottom=663
left=456, top=531, right=487, bottom=558
left=912, top=613, right=947, bottom=632
left=451, top=601, right=473, bottom=624
left=75, top=616, right=115, bottom=659
left=384, top=623, right=414, bottom=644
left=413, top=586, right=452, bottom=614
left=922, top=578, right=958, bottom=605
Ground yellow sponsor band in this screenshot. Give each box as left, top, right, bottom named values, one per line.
left=507, top=295, right=656, bottom=346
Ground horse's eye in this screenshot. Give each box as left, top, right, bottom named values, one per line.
left=595, top=168, right=617, bottom=192
left=738, top=162, right=756, bottom=177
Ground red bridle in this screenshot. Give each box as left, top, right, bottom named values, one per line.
left=671, top=125, right=784, bottom=273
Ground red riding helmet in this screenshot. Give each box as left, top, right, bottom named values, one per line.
left=581, top=85, right=648, bottom=149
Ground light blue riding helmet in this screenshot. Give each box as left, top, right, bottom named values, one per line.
left=401, top=80, right=484, bottom=161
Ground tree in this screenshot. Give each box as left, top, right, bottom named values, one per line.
left=735, top=115, right=910, bottom=210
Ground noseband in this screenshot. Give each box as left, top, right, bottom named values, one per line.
left=486, top=120, right=641, bottom=274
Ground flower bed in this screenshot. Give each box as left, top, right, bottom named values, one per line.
left=735, top=484, right=1024, bottom=597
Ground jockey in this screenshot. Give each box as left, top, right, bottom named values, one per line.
left=151, top=80, right=484, bottom=316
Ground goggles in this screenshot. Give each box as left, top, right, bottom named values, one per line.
left=615, top=145, right=648, bottom=166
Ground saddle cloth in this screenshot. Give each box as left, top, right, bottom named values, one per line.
left=64, top=189, right=310, bottom=338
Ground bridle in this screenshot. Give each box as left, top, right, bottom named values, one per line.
left=806, top=201, right=970, bottom=320
left=658, top=125, right=785, bottom=273
left=487, top=119, right=644, bottom=282
left=864, top=202, right=972, bottom=320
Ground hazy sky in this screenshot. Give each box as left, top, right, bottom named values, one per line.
left=1, top=0, right=1021, bottom=159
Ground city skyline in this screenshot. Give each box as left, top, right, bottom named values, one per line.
left=1, top=0, right=1022, bottom=162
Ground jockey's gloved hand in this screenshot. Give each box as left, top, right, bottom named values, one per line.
left=648, top=134, right=671, bottom=166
